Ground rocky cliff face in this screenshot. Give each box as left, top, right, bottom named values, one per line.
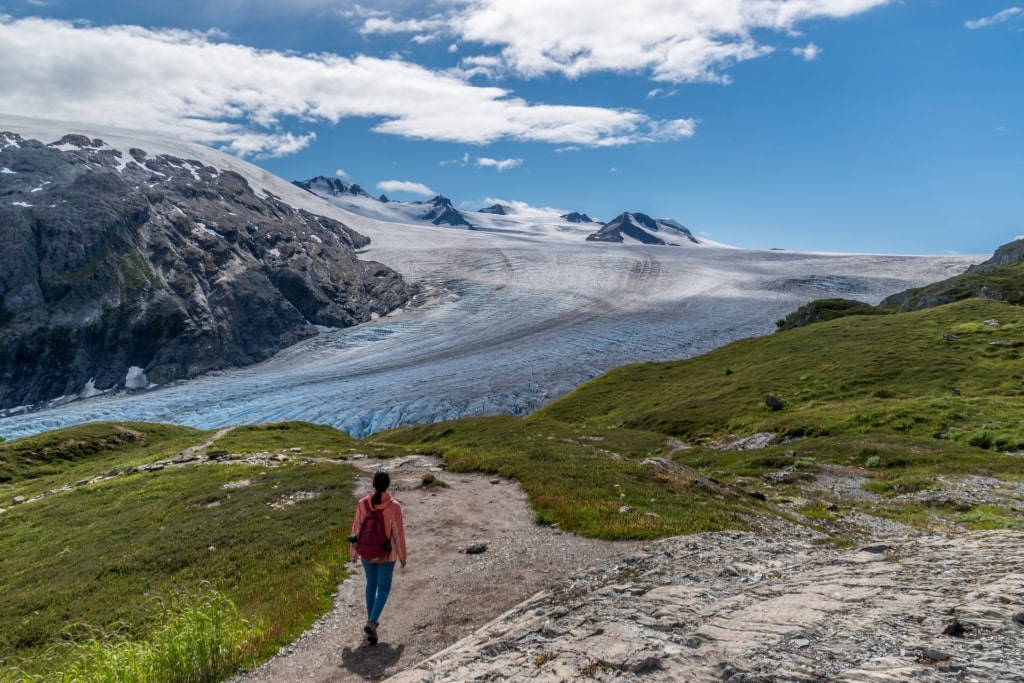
left=0, top=131, right=415, bottom=410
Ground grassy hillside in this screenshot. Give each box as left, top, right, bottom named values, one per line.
left=381, top=416, right=766, bottom=539
left=0, top=422, right=408, bottom=680
left=537, top=298, right=1024, bottom=446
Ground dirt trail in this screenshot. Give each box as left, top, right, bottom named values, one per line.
left=228, top=455, right=641, bottom=683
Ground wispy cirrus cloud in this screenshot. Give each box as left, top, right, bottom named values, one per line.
left=358, top=14, right=447, bottom=37
left=361, top=0, right=892, bottom=83
left=0, top=17, right=695, bottom=156
left=646, top=87, right=678, bottom=100
left=377, top=179, right=435, bottom=196
left=476, top=156, right=522, bottom=171
left=793, top=43, right=822, bottom=61
left=441, top=152, right=471, bottom=166
left=965, top=7, right=1023, bottom=29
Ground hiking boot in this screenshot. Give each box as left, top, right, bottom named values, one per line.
left=364, top=620, right=378, bottom=645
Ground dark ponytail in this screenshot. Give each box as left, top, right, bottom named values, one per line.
left=372, top=470, right=390, bottom=507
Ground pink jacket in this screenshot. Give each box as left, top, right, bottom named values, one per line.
left=349, top=491, right=407, bottom=563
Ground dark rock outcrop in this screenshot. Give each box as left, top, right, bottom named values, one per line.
left=293, top=176, right=373, bottom=199
left=419, top=195, right=473, bottom=228
left=478, top=204, right=508, bottom=215
left=0, top=131, right=415, bottom=410
left=562, top=212, right=596, bottom=224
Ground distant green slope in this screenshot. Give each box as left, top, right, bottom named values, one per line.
left=535, top=298, right=1023, bottom=447
left=883, top=238, right=1024, bottom=311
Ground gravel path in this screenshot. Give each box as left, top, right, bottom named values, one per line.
left=227, top=455, right=642, bottom=683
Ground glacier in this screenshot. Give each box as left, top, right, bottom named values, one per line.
left=0, top=116, right=982, bottom=440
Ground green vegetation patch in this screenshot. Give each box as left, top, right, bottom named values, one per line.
left=210, top=421, right=359, bottom=455
left=775, top=297, right=891, bottom=331
left=212, top=421, right=413, bottom=458
left=0, top=429, right=359, bottom=676
left=537, top=299, right=1024, bottom=444
left=380, top=416, right=760, bottom=540
left=6, top=588, right=252, bottom=683
left=685, top=434, right=1023, bottom=484
left=0, top=422, right=203, bottom=485
left=957, top=504, right=1023, bottom=531
left=672, top=433, right=1024, bottom=531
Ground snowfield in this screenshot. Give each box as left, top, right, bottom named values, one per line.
left=0, top=116, right=982, bottom=440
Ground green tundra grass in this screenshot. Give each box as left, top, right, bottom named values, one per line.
left=0, top=422, right=376, bottom=681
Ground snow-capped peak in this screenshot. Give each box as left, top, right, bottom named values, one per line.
left=586, top=211, right=700, bottom=246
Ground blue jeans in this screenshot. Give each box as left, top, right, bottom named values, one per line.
left=361, top=560, right=395, bottom=624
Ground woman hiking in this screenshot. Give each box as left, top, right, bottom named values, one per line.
left=349, top=470, right=407, bottom=645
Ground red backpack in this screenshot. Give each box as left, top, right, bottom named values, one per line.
left=355, top=499, right=392, bottom=561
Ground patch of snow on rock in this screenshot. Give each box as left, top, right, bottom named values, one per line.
left=125, top=366, right=149, bottom=390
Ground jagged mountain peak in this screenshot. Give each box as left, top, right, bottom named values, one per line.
left=562, top=211, right=596, bottom=224
left=294, top=176, right=372, bottom=199
left=420, top=196, right=472, bottom=228
left=586, top=211, right=699, bottom=246
left=423, top=194, right=453, bottom=207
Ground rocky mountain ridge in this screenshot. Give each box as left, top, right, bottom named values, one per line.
left=586, top=211, right=699, bottom=245
left=294, top=177, right=701, bottom=245
left=0, top=131, right=415, bottom=411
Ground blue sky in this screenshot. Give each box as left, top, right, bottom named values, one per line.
left=0, top=1, right=1021, bottom=254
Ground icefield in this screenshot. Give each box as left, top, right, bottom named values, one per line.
left=0, top=117, right=982, bottom=440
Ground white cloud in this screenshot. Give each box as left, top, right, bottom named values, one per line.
left=965, top=7, right=1023, bottom=29
left=346, top=1, right=889, bottom=84
left=476, top=156, right=522, bottom=171
left=646, top=87, right=677, bottom=100
left=377, top=180, right=435, bottom=196
left=359, top=15, right=447, bottom=37
left=336, top=168, right=349, bottom=178
left=793, top=43, right=822, bottom=61
left=481, top=196, right=570, bottom=216
left=362, top=13, right=446, bottom=42
left=0, top=18, right=697, bottom=155
left=441, top=152, right=470, bottom=166
left=445, top=0, right=892, bottom=83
